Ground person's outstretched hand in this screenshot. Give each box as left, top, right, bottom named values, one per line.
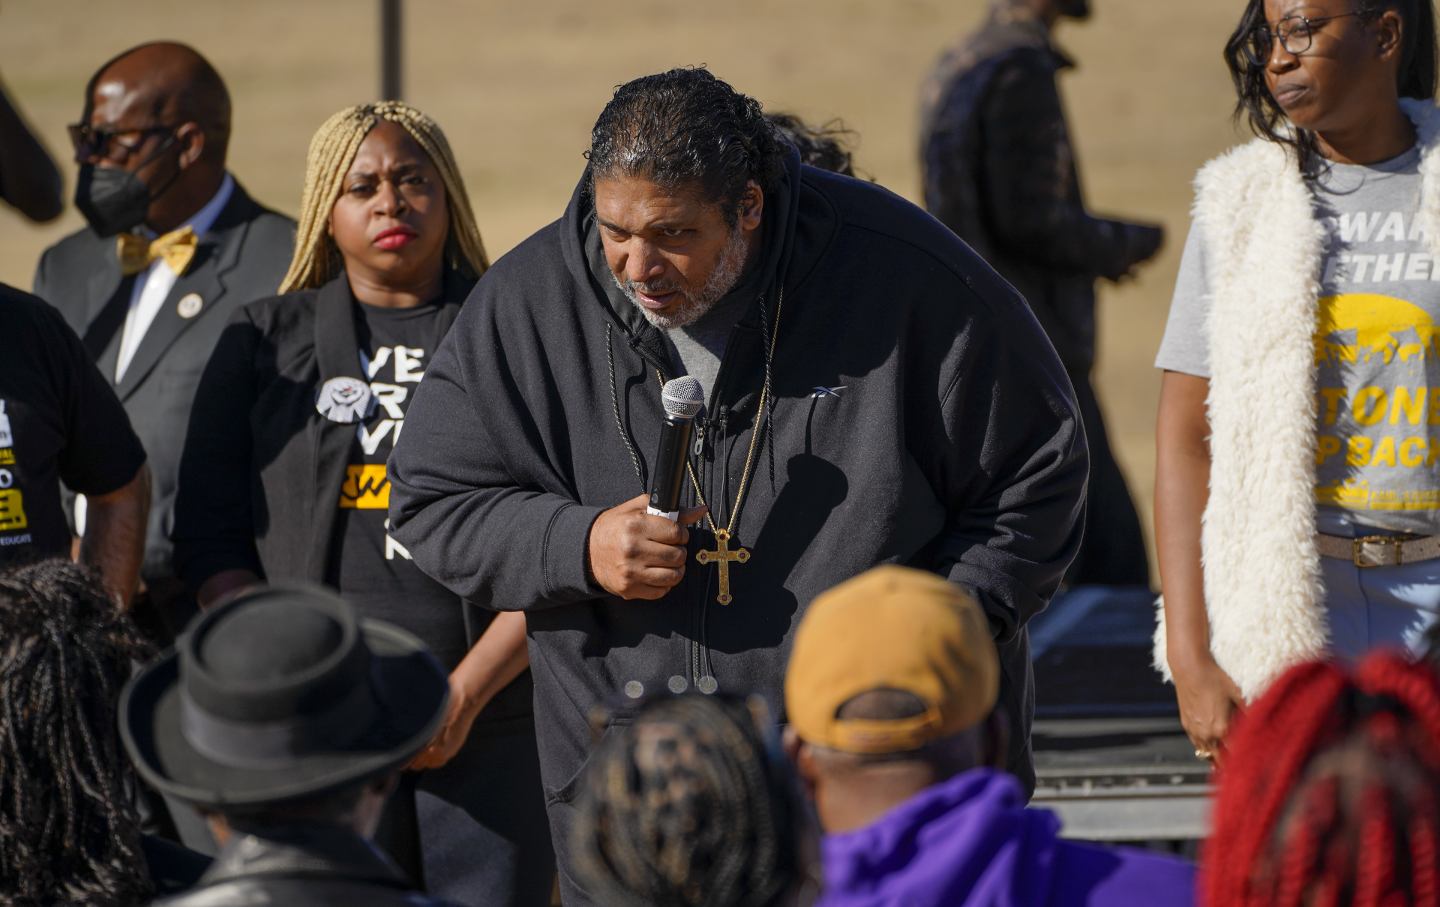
left=1113, top=222, right=1165, bottom=280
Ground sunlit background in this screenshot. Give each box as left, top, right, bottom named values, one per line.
left=2, top=1, right=1248, bottom=579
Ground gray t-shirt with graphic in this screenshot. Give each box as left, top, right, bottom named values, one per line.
left=1157, top=146, right=1440, bottom=533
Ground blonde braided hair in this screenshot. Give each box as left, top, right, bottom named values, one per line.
left=279, top=100, right=489, bottom=293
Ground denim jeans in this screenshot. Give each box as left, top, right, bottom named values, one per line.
left=1318, top=509, right=1440, bottom=659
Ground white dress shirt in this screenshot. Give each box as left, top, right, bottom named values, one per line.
left=113, top=173, right=236, bottom=382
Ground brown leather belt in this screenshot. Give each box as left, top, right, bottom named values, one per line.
left=1316, top=532, right=1440, bottom=568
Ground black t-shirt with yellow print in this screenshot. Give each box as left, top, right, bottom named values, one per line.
left=330, top=301, right=467, bottom=668
left=0, top=284, right=146, bottom=567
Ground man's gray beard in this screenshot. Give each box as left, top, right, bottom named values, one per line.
left=614, top=226, right=749, bottom=331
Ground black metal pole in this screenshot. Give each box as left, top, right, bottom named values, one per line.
left=380, top=0, right=403, bottom=100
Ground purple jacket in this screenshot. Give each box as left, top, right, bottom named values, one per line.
left=819, top=769, right=1196, bottom=907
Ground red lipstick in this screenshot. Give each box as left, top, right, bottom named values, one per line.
left=374, top=226, right=418, bottom=250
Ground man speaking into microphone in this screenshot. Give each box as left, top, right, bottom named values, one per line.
left=389, top=68, right=1087, bottom=902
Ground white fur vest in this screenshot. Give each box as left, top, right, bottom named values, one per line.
left=1153, top=99, right=1440, bottom=700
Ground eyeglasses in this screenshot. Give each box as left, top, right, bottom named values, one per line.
left=1244, top=11, right=1366, bottom=65
left=66, top=122, right=177, bottom=164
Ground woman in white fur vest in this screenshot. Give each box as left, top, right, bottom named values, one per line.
left=1154, top=0, right=1440, bottom=762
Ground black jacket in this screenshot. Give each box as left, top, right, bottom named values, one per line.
left=142, top=834, right=212, bottom=898
left=151, top=823, right=461, bottom=907
left=919, top=13, right=1157, bottom=373
left=171, top=274, right=529, bottom=720
left=389, top=150, right=1086, bottom=825
left=33, top=180, right=294, bottom=581
left=173, top=274, right=464, bottom=591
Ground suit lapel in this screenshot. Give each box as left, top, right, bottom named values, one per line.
left=114, top=191, right=255, bottom=401
left=309, top=276, right=366, bottom=582
left=81, top=264, right=135, bottom=380
left=82, top=250, right=125, bottom=334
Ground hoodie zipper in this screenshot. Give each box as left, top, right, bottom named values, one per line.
left=631, top=346, right=708, bottom=690
left=625, top=311, right=752, bottom=691
left=689, top=311, right=747, bottom=690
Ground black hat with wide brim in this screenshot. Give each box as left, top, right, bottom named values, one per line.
left=120, top=584, right=448, bottom=809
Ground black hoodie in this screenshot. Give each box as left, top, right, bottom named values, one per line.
left=389, top=149, right=1087, bottom=892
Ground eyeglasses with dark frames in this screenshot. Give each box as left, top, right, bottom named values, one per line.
left=1244, top=11, right=1368, bottom=65
left=66, top=122, right=177, bottom=164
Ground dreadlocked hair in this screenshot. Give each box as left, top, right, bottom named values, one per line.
left=1203, top=652, right=1440, bottom=907
left=279, top=100, right=489, bottom=293
left=571, top=694, right=800, bottom=907
left=0, top=559, right=154, bottom=906
left=1224, top=0, right=1438, bottom=173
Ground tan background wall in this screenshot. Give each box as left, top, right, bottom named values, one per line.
left=1, top=1, right=1249, bottom=580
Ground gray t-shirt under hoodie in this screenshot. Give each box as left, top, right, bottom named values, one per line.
left=1157, top=145, right=1440, bottom=533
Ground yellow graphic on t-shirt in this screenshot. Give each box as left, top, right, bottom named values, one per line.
left=0, top=489, right=28, bottom=531
left=1312, top=292, right=1440, bottom=513
left=1316, top=478, right=1440, bottom=511
left=339, top=464, right=389, bottom=510
left=1315, top=293, right=1440, bottom=365
left=0, top=449, right=13, bottom=466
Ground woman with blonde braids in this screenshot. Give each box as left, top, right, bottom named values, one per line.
left=172, top=101, right=554, bottom=905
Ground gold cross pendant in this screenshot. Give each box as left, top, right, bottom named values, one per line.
left=696, top=528, right=750, bottom=606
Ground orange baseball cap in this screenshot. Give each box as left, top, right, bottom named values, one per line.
left=784, top=566, right=999, bottom=754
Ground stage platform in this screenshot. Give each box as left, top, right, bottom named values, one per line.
left=1029, top=586, right=1211, bottom=841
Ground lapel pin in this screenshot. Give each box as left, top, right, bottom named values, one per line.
left=316, top=377, right=374, bottom=424
left=177, top=293, right=204, bottom=319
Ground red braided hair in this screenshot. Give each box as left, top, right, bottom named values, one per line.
left=1203, top=652, right=1440, bottom=907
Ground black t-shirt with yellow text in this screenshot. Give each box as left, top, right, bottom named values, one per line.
left=0, top=284, right=146, bottom=566
left=330, top=301, right=467, bottom=667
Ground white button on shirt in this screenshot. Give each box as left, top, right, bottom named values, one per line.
left=113, top=174, right=236, bottom=382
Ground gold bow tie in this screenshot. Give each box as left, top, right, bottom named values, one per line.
left=116, top=226, right=198, bottom=277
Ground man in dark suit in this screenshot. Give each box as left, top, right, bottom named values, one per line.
left=34, top=42, right=293, bottom=641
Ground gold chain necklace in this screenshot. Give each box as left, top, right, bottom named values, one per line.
left=656, top=289, right=783, bottom=606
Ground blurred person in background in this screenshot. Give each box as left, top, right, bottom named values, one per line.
left=921, top=0, right=1163, bottom=588
left=33, top=41, right=294, bottom=651
left=0, top=76, right=63, bottom=222
left=766, top=111, right=857, bottom=177
left=173, top=101, right=551, bottom=907
left=0, top=560, right=208, bottom=906
left=786, top=566, right=1196, bottom=907
left=122, top=585, right=462, bottom=907
left=571, top=692, right=818, bottom=907
left=1154, top=0, right=1440, bottom=764
left=0, top=283, right=148, bottom=604
left=1202, top=652, right=1440, bottom=906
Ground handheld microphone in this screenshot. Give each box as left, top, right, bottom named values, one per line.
left=647, top=376, right=705, bottom=521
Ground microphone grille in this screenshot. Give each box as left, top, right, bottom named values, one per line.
left=661, top=376, right=705, bottom=420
